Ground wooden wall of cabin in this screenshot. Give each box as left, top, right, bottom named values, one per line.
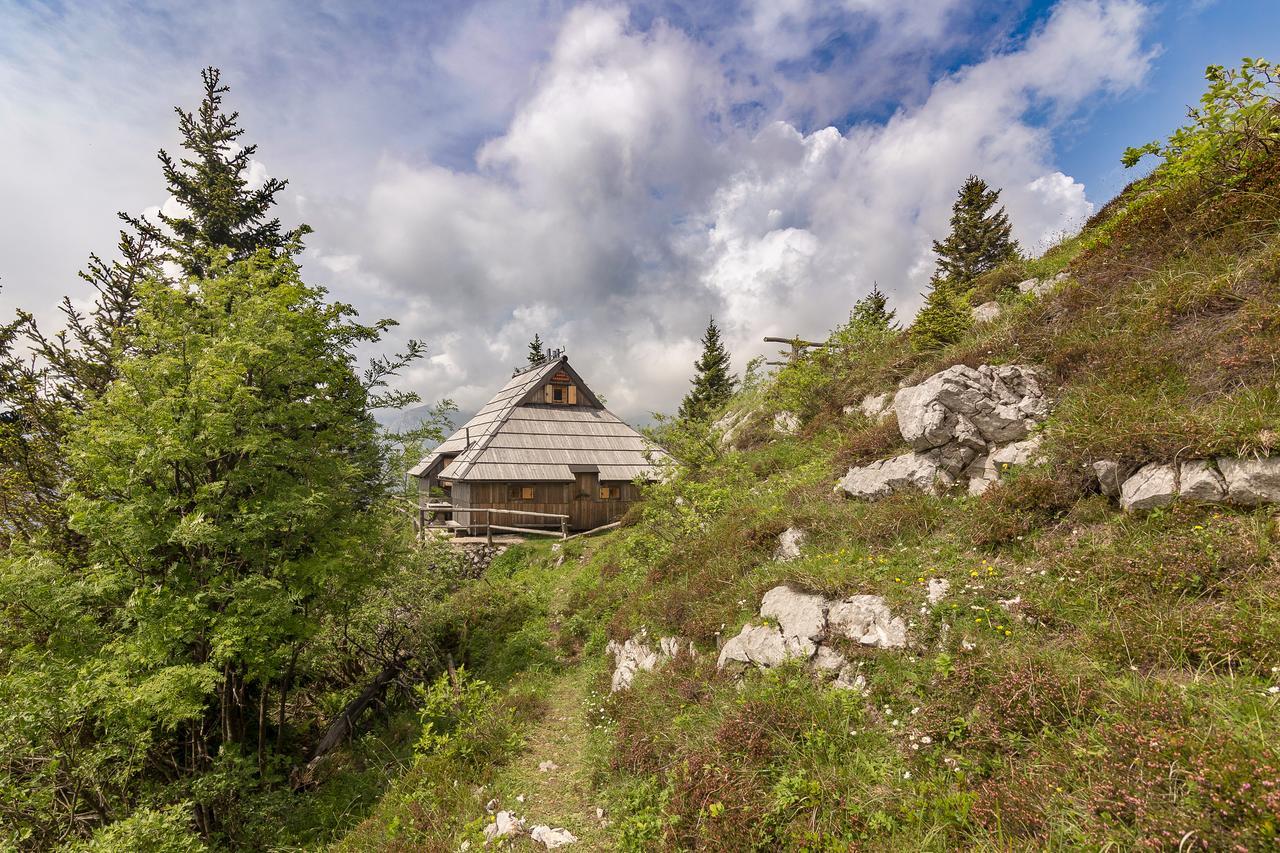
left=451, top=480, right=642, bottom=531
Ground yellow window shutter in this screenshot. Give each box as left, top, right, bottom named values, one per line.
left=568, top=385, right=577, bottom=404
left=544, top=385, right=554, bottom=403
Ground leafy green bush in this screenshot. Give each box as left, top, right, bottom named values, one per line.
left=1124, top=57, right=1280, bottom=184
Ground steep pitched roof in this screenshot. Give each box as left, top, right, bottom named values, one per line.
left=409, top=356, right=667, bottom=482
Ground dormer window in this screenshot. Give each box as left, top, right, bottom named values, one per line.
left=544, top=382, right=577, bottom=404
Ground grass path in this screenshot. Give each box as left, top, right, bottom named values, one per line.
left=489, top=665, right=611, bottom=850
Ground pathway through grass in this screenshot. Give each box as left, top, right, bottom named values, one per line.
left=486, top=665, right=609, bottom=849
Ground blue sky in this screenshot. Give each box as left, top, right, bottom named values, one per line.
left=0, top=0, right=1272, bottom=421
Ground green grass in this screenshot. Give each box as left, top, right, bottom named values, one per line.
left=324, top=147, right=1280, bottom=852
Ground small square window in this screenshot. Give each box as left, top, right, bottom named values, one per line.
left=509, top=485, right=535, bottom=501
left=600, top=486, right=621, bottom=500
left=553, top=387, right=564, bottom=402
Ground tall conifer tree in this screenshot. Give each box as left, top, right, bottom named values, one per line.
left=930, top=175, right=1018, bottom=290
left=527, top=333, right=546, bottom=364
left=850, top=283, right=897, bottom=330
left=123, top=66, right=309, bottom=277
left=679, top=317, right=737, bottom=421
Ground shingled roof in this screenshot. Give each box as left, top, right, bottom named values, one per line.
left=409, top=355, right=667, bottom=483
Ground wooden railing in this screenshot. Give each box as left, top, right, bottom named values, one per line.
left=418, top=503, right=569, bottom=543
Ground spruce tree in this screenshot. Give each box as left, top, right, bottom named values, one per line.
left=527, top=333, right=545, bottom=364
left=3, top=68, right=302, bottom=548
left=678, top=317, right=737, bottom=421
left=850, top=283, right=897, bottom=330
left=909, top=277, right=971, bottom=351
left=123, top=67, right=308, bottom=277
left=931, top=175, right=1018, bottom=290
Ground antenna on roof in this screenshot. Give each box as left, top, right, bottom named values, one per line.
left=513, top=348, right=567, bottom=376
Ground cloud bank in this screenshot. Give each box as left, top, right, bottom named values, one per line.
left=0, top=0, right=1157, bottom=422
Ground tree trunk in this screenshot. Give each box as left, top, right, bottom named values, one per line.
left=291, top=654, right=411, bottom=788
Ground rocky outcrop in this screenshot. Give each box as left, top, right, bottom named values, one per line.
left=971, top=301, right=1003, bottom=323
left=1217, top=457, right=1280, bottom=505
left=606, top=630, right=692, bottom=692
left=774, top=527, right=807, bottom=562
left=827, top=596, right=908, bottom=648
left=718, top=585, right=909, bottom=688
left=894, top=364, right=1048, bottom=452
left=712, top=409, right=751, bottom=450
left=835, top=452, right=945, bottom=499
left=1092, top=460, right=1135, bottom=498
left=859, top=392, right=893, bottom=420
left=1115, top=457, right=1280, bottom=510
left=773, top=411, right=801, bottom=436
left=836, top=364, right=1050, bottom=500
left=1119, top=463, right=1179, bottom=510
left=1018, top=270, right=1068, bottom=297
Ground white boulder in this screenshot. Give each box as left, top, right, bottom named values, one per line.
left=717, top=623, right=805, bottom=674
left=859, top=392, right=893, bottom=420
left=1119, top=463, right=1179, bottom=511
left=834, top=451, right=946, bottom=500
left=774, top=527, right=807, bottom=562
left=971, top=301, right=1003, bottom=323
left=827, top=595, right=908, bottom=648
left=893, top=364, right=1048, bottom=453
left=926, top=578, right=951, bottom=605
left=773, top=411, right=800, bottom=436
left=485, top=811, right=525, bottom=842
left=1017, top=271, right=1067, bottom=297
left=1092, top=460, right=1131, bottom=498
left=760, top=585, right=827, bottom=646
left=810, top=645, right=848, bottom=674
left=1217, top=457, right=1280, bottom=505
left=530, top=825, right=578, bottom=849
left=1179, top=460, right=1228, bottom=503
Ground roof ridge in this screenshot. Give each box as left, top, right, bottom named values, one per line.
left=447, top=356, right=568, bottom=479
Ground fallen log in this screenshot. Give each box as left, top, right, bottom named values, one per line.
left=292, top=654, right=412, bottom=788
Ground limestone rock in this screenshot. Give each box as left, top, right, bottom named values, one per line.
left=773, top=411, right=800, bottom=436
left=1092, top=460, right=1132, bottom=498
left=810, top=645, right=847, bottom=674
left=1217, top=457, right=1280, bottom=505
left=717, top=623, right=803, bottom=674
left=538, top=760, right=559, bottom=773
left=1179, top=460, right=1228, bottom=503
left=760, top=585, right=828, bottom=644
left=926, top=578, right=950, bottom=605
left=827, top=595, right=908, bottom=648
left=832, top=666, right=867, bottom=692
left=713, top=409, right=749, bottom=450
left=605, top=634, right=659, bottom=692
left=606, top=631, right=690, bottom=692
left=971, top=301, right=1003, bottom=323
left=1017, top=271, right=1067, bottom=298
left=893, top=364, right=1048, bottom=452
left=774, top=527, right=807, bottom=562
left=1119, top=463, right=1179, bottom=511
left=965, top=434, right=1045, bottom=496
left=834, top=451, right=946, bottom=500
left=484, top=811, right=525, bottom=842
left=859, top=392, right=893, bottom=420
left=530, top=825, right=578, bottom=849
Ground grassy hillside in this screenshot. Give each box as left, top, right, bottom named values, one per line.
left=333, top=81, right=1280, bottom=851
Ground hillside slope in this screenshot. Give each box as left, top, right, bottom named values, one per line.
left=339, top=99, right=1280, bottom=850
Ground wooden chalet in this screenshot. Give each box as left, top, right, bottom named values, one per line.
left=409, top=352, right=667, bottom=535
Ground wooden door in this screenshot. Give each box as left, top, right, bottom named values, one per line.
left=571, top=471, right=599, bottom=530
